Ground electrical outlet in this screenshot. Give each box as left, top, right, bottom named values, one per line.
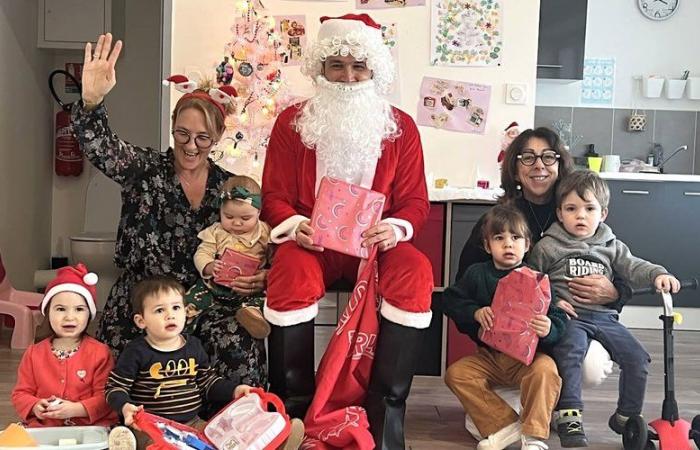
left=505, top=83, right=528, bottom=104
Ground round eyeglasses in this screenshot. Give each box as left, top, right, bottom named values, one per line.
left=172, top=129, right=214, bottom=149
left=517, top=151, right=560, bottom=166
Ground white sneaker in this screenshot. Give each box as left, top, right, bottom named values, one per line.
left=521, top=435, right=548, bottom=450
left=476, top=422, right=522, bottom=450
left=108, top=426, right=136, bottom=450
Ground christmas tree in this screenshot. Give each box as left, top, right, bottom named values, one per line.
left=212, top=0, right=289, bottom=181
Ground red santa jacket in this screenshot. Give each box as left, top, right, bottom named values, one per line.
left=11, top=336, right=117, bottom=427
left=262, top=104, right=430, bottom=235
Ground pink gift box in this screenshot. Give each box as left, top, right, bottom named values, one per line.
left=214, top=248, right=261, bottom=286
left=480, top=266, right=551, bottom=365
left=310, top=177, right=386, bottom=259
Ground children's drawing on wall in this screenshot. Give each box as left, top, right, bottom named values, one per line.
left=357, top=0, right=424, bottom=9
left=274, top=15, right=307, bottom=66
left=581, top=58, right=615, bottom=105
left=382, top=22, right=401, bottom=104
left=430, top=0, right=502, bottom=66
left=416, top=76, right=491, bottom=134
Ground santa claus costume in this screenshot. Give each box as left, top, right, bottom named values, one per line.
left=261, top=13, right=433, bottom=449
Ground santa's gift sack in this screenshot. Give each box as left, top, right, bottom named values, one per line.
left=204, top=388, right=291, bottom=450
left=479, top=267, right=551, bottom=366
left=310, top=177, right=386, bottom=259
left=302, top=248, right=380, bottom=450
left=132, top=410, right=214, bottom=450
left=214, top=248, right=262, bottom=286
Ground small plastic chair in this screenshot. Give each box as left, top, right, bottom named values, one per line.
left=0, top=254, right=44, bottom=349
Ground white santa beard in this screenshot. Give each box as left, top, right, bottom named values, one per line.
left=295, top=76, right=399, bottom=184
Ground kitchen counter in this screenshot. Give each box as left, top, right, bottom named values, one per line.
left=600, top=172, right=700, bottom=182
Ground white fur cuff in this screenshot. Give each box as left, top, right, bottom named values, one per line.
left=263, top=301, right=319, bottom=326
left=380, top=300, right=432, bottom=329
left=270, top=215, right=309, bottom=244
left=381, top=217, right=414, bottom=242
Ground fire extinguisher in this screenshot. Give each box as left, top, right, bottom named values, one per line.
left=49, top=70, right=83, bottom=176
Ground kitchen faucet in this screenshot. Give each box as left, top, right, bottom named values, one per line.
left=656, top=145, right=688, bottom=174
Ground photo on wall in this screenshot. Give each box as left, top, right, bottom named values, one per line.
left=382, top=22, right=401, bottom=104
left=274, top=15, right=307, bottom=66
left=430, top=0, right=502, bottom=66
left=416, top=76, right=491, bottom=134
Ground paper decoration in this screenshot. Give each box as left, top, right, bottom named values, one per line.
left=430, top=0, right=502, bottom=66
left=357, top=0, right=424, bottom=9
left=581, top=58, right=615, bottom=105
left=416, top=76, right=491, bottom=134
left=381, top=23, right=401, bottom=104
left=274, top=15, right=307, bottom=66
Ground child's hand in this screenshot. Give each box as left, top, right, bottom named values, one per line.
left=474, top=307, right=494, bottom=331
left=31, top=398, right=51, bottom=420
left=43, top=399, right=88, bottom=420
left=530, top=315, right=551, bottom=337
left=204, top=260, right=225, bottom=278
left=556, top=299, right=578, bottom=319
left=122, top=403, right=143, bottom=426
left=234, top=384, right=253, bottom=399
left=655, top=274, right=681, bottom=294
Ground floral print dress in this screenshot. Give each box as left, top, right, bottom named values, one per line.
left=71, top=102, right=266, bottom=387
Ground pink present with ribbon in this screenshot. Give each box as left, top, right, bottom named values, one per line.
left=480, top=267, right=551, bottom=366
left=214, top=248, right=261, bottom=286
left=310, top=177, right=386, bottom=259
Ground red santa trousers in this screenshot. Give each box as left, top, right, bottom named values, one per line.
left=265, top=241, right=433, bottom=329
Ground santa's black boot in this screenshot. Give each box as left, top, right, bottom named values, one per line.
left=365, top=318, right=425, bottom=450
left=268, top=320, right=316, bottom=419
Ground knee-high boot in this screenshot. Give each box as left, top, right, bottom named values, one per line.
left=365, top=319, right=425, bottom=450
left=268, top=320, right=316, bottom=419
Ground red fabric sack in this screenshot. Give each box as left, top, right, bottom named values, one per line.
left=480, top=266, right=551, bottom=366
left=302, top=248, right=380, bottom=450
left=214, top=248, right=261, bottom=286
left=310, top=177, right=386, bottom=259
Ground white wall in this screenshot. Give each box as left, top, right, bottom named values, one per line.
left=171, top=0, right=541, bottom=187
left=0, top=1, right=54, bottom=289
left=49, top=0, right=163, bottom=258
left=537, top=0, right=700, bottom=110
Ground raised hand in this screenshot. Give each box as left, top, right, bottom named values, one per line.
left=81, top=33, right=123, bottom=107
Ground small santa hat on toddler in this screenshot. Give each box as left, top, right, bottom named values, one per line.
left=42, top=263, right=98, bottom=319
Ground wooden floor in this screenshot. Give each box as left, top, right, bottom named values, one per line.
left=1, top=328, right=699, bottom=449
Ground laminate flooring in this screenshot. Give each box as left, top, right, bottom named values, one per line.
left=1, top=328, right=698, bottom=449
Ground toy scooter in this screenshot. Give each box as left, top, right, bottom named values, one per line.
left=622, top=278, right=700, bottom=450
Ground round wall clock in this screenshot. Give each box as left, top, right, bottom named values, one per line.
left=638, top=0, right=679, bottom=21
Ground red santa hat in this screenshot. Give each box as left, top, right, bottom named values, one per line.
left=300, top=13, right=395, bottom=95
left=42, top=264, right=98, bottom=319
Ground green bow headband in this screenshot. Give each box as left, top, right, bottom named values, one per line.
left=218, top=186, right=262, bottom=210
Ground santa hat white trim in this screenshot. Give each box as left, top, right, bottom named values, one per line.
left=301, top=16, right=395, bottom=95
left=42, top=283, right=97, bottom=319
left=263, top=301, right=319, bottom=327
left=380, top=299, right=432, bottom=329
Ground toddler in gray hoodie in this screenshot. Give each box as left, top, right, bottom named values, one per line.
left=528, top=169, right=679, bottom=448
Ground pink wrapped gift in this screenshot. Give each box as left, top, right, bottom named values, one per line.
left=214, top=248, right=261, bottom=286
left=480, top=267, right=551, bottom=365
left=310, top=177, right=386, bottom=259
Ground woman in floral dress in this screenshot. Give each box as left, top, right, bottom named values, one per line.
left=70, top=33, right=267, bottom=387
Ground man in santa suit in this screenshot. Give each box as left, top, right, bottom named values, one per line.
left=261, top=13, right=433, bottom=449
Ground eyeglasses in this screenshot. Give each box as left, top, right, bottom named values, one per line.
left=172, top=129, right=214, bottom=149
left=517, top=150, right=560, bottom=166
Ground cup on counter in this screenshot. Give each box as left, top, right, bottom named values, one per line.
left=602, top=155, right=621, bottom=172
left=587, top=157, right=603, bottom=173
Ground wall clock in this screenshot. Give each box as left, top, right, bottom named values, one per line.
left=638, top=0, right=679, bottom=21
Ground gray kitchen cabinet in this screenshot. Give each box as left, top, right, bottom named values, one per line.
left=606, top=180, right=699, bottom=307
left=38, top=0, right=116, bottom=49
left=537, top=0, right=588, bottom=80
left=449, top=203, right=492, bottom=284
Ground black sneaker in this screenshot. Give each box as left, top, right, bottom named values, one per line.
left=557, top=411, right=588, bottom=448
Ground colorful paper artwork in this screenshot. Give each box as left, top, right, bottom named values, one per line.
left=357, top=0, right=424, bottom=9
left=581, top=58, right=615, bottom=105
left=430, top=0, right=502, bottom=66
left=274, top=15, right=307, bottom=66
left=381, top=23, right=401, bottom=104
left=416, top=77, right=491, bottom=134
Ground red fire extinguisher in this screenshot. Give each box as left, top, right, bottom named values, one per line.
left=49, top=70, right=83, bottom=176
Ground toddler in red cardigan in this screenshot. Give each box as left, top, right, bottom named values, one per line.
left=11, top=264, right=117, bottom=428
